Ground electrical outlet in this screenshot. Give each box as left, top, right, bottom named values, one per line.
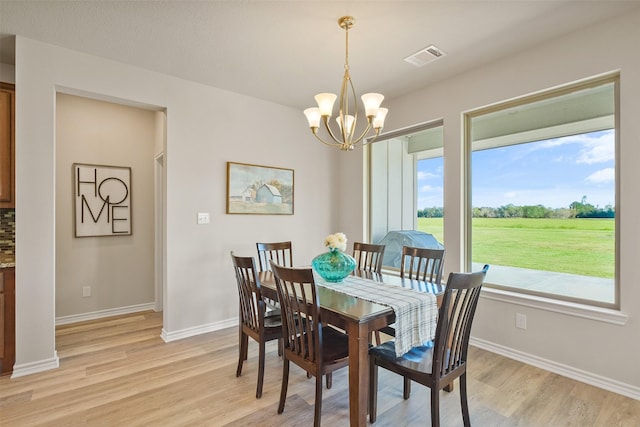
left=82, top=286, right=91, bottom=297
left=515, top=313, right=527, bottom=330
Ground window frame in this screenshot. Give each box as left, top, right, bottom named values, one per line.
left=463, top=73, right=620, bottom=310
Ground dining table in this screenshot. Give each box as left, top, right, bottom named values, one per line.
left=259, top=269, right=445, bottom=427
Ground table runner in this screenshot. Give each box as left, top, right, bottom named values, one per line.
left=316, top=274, right=438, bottom=357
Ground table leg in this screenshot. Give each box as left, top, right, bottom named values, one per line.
left=347, top=321, right=369, bottom=427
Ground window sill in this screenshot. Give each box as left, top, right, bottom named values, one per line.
left=480, top=287, right=628, bottom=325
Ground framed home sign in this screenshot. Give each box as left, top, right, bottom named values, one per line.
left=226, top=161, right=294, bottom=215
left=74, top=163, right=132, bottom=237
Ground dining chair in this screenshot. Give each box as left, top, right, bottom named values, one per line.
left=352, top=241, right=385, bottom=274
left=379, top=246, right=446, bottom=339
left=256, top=241, right=293, bottom=312
left=368, top=265, right=489, bottom=426
left=270, top=261, right=350, bottom=427
left=400, top=245, right=446, bottom=283
left=230, top=252, right=283, bottom=399
left=352, top=241, right=386, bottom=344
left=256, top=241, right=293, bottom=272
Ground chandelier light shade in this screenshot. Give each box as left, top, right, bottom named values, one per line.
left=304, top=16, right=388, bottom=151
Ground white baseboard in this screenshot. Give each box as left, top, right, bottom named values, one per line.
left=55, top=302, right=156, bottom=325
left=11, top=351, right=60, bottom=378
left=470, top=337, right=640, bottom=400
left=161, top=317, right=238, bottom=342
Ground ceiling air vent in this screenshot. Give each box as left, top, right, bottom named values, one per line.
left=404, top=45, right=447, bottom=67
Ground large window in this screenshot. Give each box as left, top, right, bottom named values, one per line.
left=466, top=75, right=618, bottom=308
left=369, top=122, right=444, bottom=262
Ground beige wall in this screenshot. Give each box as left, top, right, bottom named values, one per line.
left=14, top=35, right=336, bottom=374
left=55, top=93, right=156, bottom=318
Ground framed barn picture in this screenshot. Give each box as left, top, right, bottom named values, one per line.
left=74, top=163, right=132, bottom=237
left=226, top=162, right=294, bottom=215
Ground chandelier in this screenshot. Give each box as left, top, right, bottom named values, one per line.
left=304, top=16, right=388, bottom=151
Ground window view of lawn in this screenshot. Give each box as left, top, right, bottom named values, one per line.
left=416, top=128, right=616, bottom=305
left=418, top=217, right=614, bottom=279
left=412, top=78, right=617, bottom=306
left=417, top=125, right=616, bottom=305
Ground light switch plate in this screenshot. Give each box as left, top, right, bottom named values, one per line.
left=197, top=212, right=210, bottom=224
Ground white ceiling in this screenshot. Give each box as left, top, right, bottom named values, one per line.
left=1, top=1, right=639, bottom=110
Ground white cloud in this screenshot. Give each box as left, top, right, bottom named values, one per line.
left=585, top=167, right=615, bottom=184
left=417, top=171, right=438, bottom=181
left=577, top=137, right=614, bottom=164
left=537, top=130, right=614, bottom=165
left=538, top=138, right=571, bottom=149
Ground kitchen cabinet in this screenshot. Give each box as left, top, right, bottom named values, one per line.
left=0, top=267, right=15, bottom=375
left=0, top=82, right=15, bottom=208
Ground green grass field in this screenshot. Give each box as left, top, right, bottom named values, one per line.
left=417, top=217, right=615, bottom=278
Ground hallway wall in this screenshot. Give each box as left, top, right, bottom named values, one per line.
left=55, top=93, right=156, bottom=319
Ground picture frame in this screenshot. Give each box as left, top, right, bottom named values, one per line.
left=226, top=162, right=294, bottom=215
left=74, top=163, right=132, bottom=237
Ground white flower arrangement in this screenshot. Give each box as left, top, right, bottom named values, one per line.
left=324, top=232, right=348, bottom=252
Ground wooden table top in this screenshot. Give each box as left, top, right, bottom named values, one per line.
left=259, top=269, right=445, bottom=323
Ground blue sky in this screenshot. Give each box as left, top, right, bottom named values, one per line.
left=417, top=130, right=615, bottom=209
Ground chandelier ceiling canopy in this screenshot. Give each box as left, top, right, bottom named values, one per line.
left=304, top=16, right=388, bottom=151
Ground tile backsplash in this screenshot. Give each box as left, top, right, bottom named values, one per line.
left=0, top=208, right=15, bottom=254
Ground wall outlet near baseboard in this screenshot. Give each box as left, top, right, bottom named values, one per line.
left=82, top=286, right=91, bottom=297
left=516, top=313, right=527, bottom=330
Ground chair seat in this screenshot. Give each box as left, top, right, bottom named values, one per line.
left=320, top=326, right=350, bottom=363
left=263, top=314, right=283, bottom=329
left=369, top=340, right=435, bottom=373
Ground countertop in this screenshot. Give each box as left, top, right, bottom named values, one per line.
left=0, top=253, right=15, bottom=268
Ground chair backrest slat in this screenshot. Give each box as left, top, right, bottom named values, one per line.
left=271, top=262, right=321, bottom=364
left=400, top=246, right=445, bottom=283
left=353, top=242, right=385, bottom=274
left=230, top=252, right=264, bottom=333
left=256, top=241, right=293, bottom=272
left=433, top=265, right=488, bottom=379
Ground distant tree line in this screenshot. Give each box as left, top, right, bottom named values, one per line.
left=418, top=196, right=615, bottom=219
left=417, top=207, right=444, bottom=218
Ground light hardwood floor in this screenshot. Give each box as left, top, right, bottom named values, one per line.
left=1, top=311, right=639, bottom=426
